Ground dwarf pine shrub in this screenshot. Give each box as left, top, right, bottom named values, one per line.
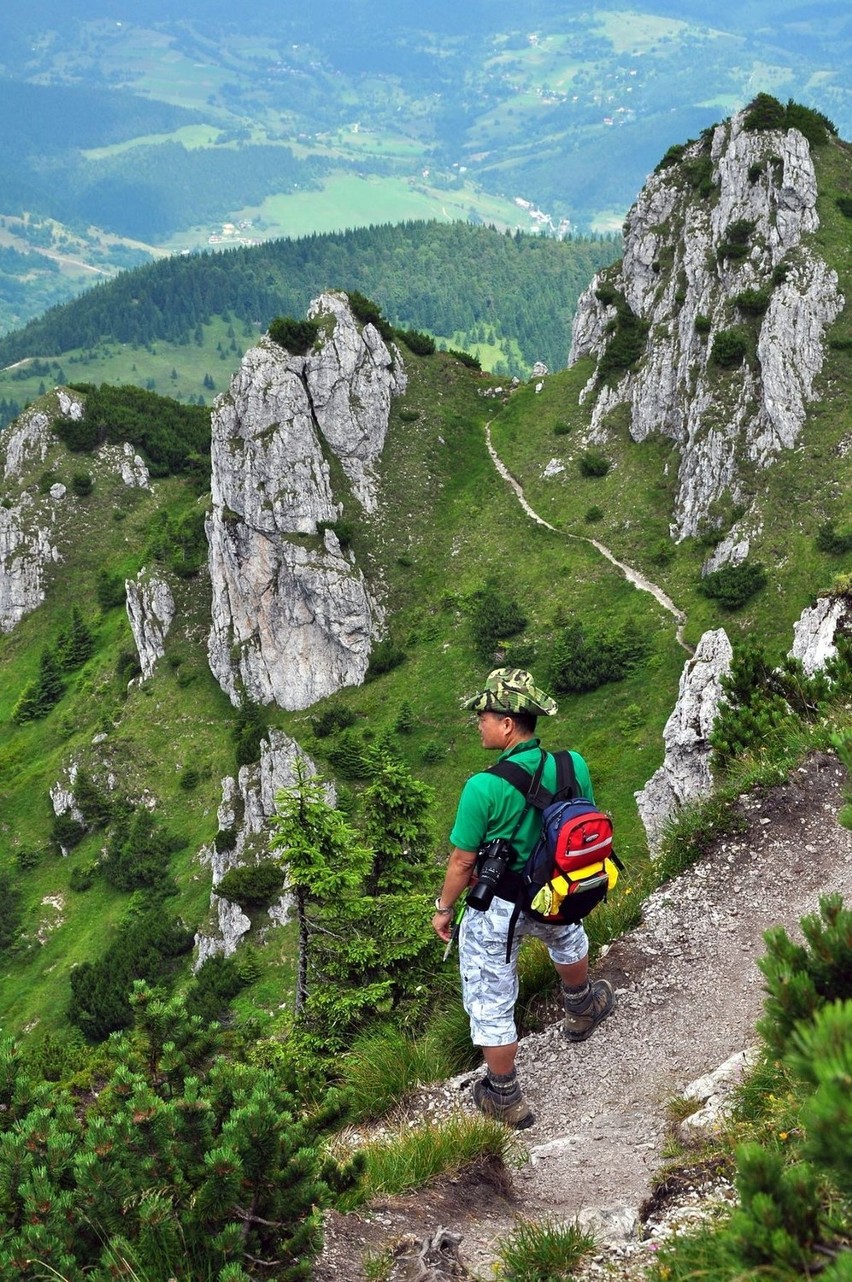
left=758, top=895, right=852, bottom=1057
left=698, top=559, right=767, bottom=608
left=216, top=862, right=286, bottom=909
left=268, top=313, right=320, bottom=354
left=711, top=327, right=749, bottom=367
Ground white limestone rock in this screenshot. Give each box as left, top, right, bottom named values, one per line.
left=95, top=442, right=152, bottom=488
left=636, top=629, right=733, bottom=854
left=119, top=442, right=150, bottom=488
left=790, top=594, right=852, bottom=675
left=194, top=731, right=324, bottom=963
left=0, top=496, right=59, bottom=633
left=306, top=291, right=407, bottom=513
left=125, top=569, right=176, bottom=681
left=569, top=110, right=844, bottom=540
left=679, top=1048, right=759, bottom=1141
left=207, top=295, right=398, bottom=711
left=0, top=395, right=83, bottom=632
left=3, top=407, right=55, bottom=480
left=50, top=763, right=85, bottom=855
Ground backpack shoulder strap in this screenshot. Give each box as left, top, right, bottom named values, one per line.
left=487, top=751, right=551, bottom=810
left=553, top=750, right=578, bottom=801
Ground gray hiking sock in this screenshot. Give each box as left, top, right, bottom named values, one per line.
left=486, top=1068, right=520, bottom=1095
left=563, top=981, right=591, bottom=1007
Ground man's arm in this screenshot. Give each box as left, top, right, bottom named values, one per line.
left=431, top=846, right=477, bottom=942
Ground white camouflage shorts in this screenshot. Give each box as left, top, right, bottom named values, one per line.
left=459, top=894, right=588, bottom=1047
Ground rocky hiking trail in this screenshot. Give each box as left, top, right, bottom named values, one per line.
left=317, top=754, right=852, bottom=1281
left=314, top=437, right=852, bottom=1280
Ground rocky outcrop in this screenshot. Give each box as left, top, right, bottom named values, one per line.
left=0, top=397, right=74, bottom=632
left=637, top=590, right=851, bottom=850
left=0, top=495, right=59, bottom=633
left=636, top=629, right=733, bottom=853
left=305, top=292, right=406, bottom=513
left=569, top=109, right=844, bottom=543
left=195, top=731, right=324, bottom=964
left=207, top=293, right=400, bottom=710
left=98, top=442, right=151, bottom=489
left=0, top=390, right=152, bottom=635
left=3, top=402, right=64, bottom=481
left=790, top=592, right=852, bottom=674
left=50, top=762, right=85, bottom=855
left=125, top=569, right=176, bottom=680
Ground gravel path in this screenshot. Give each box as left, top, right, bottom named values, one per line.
left=316, top=756, right=852, bottom=1281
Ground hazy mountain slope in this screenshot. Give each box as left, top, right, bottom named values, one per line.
left=0, top=221, right=620, bottom=408
left=0, top=0, right=850, bottom=333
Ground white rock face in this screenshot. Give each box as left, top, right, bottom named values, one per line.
left=570, top=111, right=844, bottom=541
left=125, top=569, right=176, bottom=680
left=790, top=594, right=852, bottom=675
left=50, top=763, right=85, bottom=855
left=0, top=492, right=61, bottom=634
left=194, top=731, right=322, bottom=964
left=4, top=407, right=56, bottom=480
left=636, top=629, right=733, bottom=853
left=305, top=292, right=407, bottom=513
left=207, top=294, right=399, bottom=711
left=0, top=399, right=71, bottom=631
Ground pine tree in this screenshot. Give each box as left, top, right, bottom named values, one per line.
left=272, top=756, right=438, bottom=1045
left=0, top=984, right=358, bottom=1279
left=393, top=699, right=415, bottom=733
left=360, top=747, right=434, bottom=894
left=57, top=606, right=95, bottom=670
left=788, top=1000, right=852, bottom=1199
left=271, top=761, right=371, bottom=1017
left=758, top=894, right=852, bottom=1056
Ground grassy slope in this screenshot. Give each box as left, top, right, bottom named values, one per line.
left=0, top=429, right=236, bottom=1034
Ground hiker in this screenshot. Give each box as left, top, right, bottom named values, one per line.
left=431, top=668, right=615, bottom=1129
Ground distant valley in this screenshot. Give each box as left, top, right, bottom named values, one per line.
left=0, top=0, right=850, bottom=331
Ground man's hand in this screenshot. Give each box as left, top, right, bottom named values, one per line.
left=433, top=847, right=477, bottom=944
left=432, top=909, right=453, bottom=943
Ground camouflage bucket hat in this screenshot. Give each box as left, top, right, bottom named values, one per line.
left=462, top=667, right=558, bottom=717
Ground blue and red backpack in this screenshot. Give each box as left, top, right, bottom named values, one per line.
left=488, top=750, right=623, bottom=959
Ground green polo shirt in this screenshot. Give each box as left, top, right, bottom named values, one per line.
left=449, top=738, right=594, bottom=872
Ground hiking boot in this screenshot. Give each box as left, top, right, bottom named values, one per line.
left=472, top=1074, right=535, bottom=1130
left=562, top=979, right=615, bottom=1042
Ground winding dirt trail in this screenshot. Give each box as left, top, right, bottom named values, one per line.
left=485, top=424, right=692, bottom=654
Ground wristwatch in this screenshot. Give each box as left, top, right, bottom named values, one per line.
left=434, top=898, right=453, bottom=916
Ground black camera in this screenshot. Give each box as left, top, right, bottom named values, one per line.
left=466, top=838, right=514, bottom=912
